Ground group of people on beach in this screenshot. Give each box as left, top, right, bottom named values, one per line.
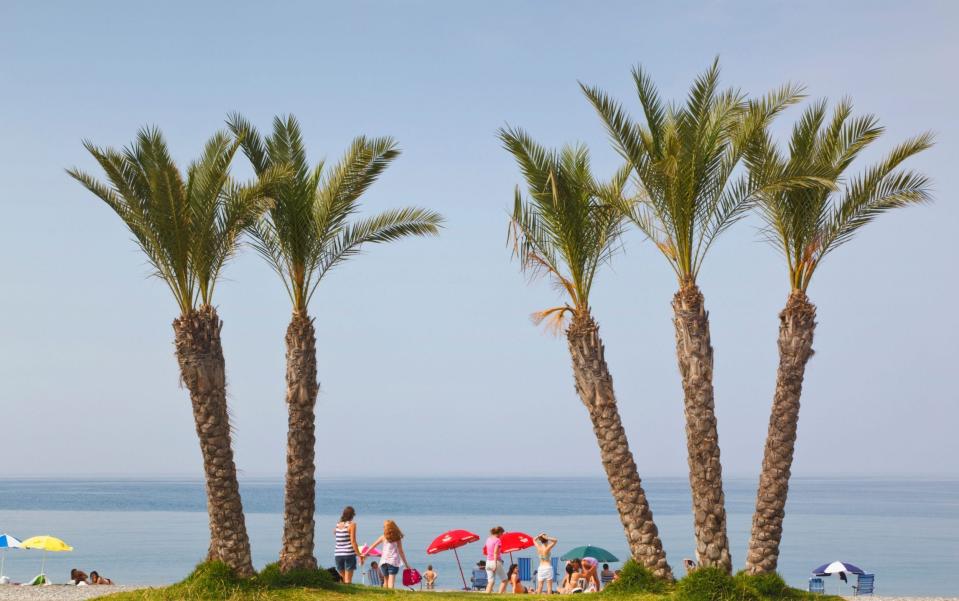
left=332, top=507, right=617, bottom=593
left=481, top=526, right=615, bottom=595
left=69, top=568, right=113, bottom=586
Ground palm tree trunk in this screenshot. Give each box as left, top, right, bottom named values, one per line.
left=173, top=305, right=254, bottom=577
left=745, top=291, right=817, bottom=574
left=279, top=312, right=319, bottom=572
left=567, top=312, right=673, bottom=581
left=672, top=281, right=732, bottom=573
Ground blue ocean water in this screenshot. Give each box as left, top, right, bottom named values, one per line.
left=0, top=478, right=955, bottom=595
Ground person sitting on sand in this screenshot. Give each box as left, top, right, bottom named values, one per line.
left=506, top=563, right=527, bottom=594
left=90, top=571, right=113, bottom=585
left=70, top=569, right=88, bottom=585
left=369, top=561, right=383, bottom=586
left=424, top=565, right=437, bottom=590
left=600, top=563, right=613, bottom=582
left=560, top=562, right=581, bottom=594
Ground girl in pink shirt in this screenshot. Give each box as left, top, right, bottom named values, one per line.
left=484, top=526, right=507, bottom=593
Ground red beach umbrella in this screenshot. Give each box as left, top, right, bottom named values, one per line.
left=426, top=529, right=480, bottom=590
left=500, top=531, right=535, bottom=563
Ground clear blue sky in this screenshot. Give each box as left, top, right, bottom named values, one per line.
left=1, top=0, right=956, bottom=478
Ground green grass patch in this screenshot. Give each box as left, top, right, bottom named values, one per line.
left=600, top=559, right=668, bottom=595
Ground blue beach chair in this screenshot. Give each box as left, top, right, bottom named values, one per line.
left=808, top=577, right=825, bottom=594
left=518, top=557, right=533, bottom=583
left=552, top=557, right=560, bottom=584
left=365, top=568, right=382, bottom=587
left=853, top=573, right=875, bottom=596
left=471, top=569, right=488, bottom=591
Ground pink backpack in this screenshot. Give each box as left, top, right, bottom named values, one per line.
left=402, top=568, right=422, bottom=588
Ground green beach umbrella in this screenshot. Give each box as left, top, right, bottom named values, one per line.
left=560, top=545, right=618, bottom=562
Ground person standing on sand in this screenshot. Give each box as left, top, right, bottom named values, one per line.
left=361, top=520, right=412, bottom=589
left=533, top=533, right=557, bottom=594
left=484, top=526, right=507, bottom=593
left=334, top=506, right=362, bottom=584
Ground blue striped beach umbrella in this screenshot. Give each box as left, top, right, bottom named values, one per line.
left=0, top=534, right=23, bottom=579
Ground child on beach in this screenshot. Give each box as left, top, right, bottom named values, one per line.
left=484, top=526, right=507, bottom=593
left=361, top=520, right=412, bottom=589
left=424, top=565, right=437, bottom=590
left=334, top=506, right=362, bottom=584
left=90, top=571, right=113, bottom=585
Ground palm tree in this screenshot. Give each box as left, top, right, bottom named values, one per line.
left=581, top=60, right=803, bottom=572
left=68, top=127, right=282, bottom=576
left=501, top=126, right=673, bottom=580
left=743, top=100, right=932, bottom=573
left=227, top=114, right=443, bottom=572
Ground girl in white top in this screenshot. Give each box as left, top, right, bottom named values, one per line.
left=360, top=520, right=412, bottom=589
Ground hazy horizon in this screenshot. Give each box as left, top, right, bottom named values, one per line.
left=2, top=0, right=957, bottom=479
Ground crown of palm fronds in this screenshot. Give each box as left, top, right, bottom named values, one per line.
left=500, top=126, right=627, bottom=328
left=581, top=58, right=807, bottom=282
left=68, top=126, right=280, bottom=314
left=227, top=114, right=444, bottom=313
left=748, top=98, right=933, bottom=292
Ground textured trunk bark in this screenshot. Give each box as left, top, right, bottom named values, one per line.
left=173, top=305, right=254, bottom=577
left=672, top=281, right=731, bottom=573
left=745, top=291, right=817, bottom=574
left=567, top=312, right=673, bottom=581
left=279, top=312, right=319, bottom=572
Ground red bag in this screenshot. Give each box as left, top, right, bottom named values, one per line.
left=402, top=567, right=422, bottom=588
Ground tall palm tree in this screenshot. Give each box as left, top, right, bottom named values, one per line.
left=744, top=100, right=932, bottom=573
left=581, top=60, right=803, bottom=572
left=228, top=114, right=443, bottom=572
left=68, top=127, right=282, bottom=576
left=501, top=126, right=673, bottom=580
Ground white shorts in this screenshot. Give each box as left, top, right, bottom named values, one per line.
left=537, top=565, right=554, bottom=581
left=486, top=559, right=506, bottom=581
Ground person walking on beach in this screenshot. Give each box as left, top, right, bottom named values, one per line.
left=334, top=506, right=362, bottom=584
left=484, top=526, right=507, bottom=593
left=533, top=532, right=557, bottom=594
left=361, top=520, right=412, bottom=589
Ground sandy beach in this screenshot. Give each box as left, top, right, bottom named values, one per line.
left=0, top=586, right=147, bottom=600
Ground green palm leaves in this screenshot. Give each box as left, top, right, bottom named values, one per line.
left=500, top=126, right=626, bottom=324
left=750, top=99, right=933, bottom=291
left=581, top=59, right=804, bottom=282
left=227, top=114, right=443, bottom=313
left=67, top=127, right=280, bottom=314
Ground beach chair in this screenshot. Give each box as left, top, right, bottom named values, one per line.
left=808, top=577, right=825, bottom=594
left=551, top=557, right=560, bottom=584
left=517, top=557, right=533, bottom=583
left=852, top=573, right=875, bottom=596
left=470, top=569, right=488, bottom=591
left=601, top=571, right=615, bottom=587
left=365, top=568, right=382, bottom=587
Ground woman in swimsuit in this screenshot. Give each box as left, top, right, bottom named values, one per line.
left=533, top=532, right=557, bottom=594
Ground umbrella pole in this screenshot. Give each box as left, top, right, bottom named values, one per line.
left=1, top=549, right=5, bottom=578
left=453, top=547, right=467, bottom=591
left=41, top=550, right=46, bottom=578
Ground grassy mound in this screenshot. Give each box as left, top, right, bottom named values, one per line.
left=601, top=559, right=668, bottom=594
left=255, top=562, right=338, bottom=589
left=673, top=566, right=759, bottom=601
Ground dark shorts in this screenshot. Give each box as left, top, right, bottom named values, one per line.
left=335, top=554, right=357, bottom=572
left=381, top=563, right=400, bottom=576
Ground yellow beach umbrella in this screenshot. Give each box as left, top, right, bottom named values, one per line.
left=22, top=536, right=72, bottom=580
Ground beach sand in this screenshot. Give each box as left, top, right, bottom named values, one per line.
left=0, top=586, right=147, bottom=600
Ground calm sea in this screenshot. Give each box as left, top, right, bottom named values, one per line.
left=0, top=478, right=955, bottom=595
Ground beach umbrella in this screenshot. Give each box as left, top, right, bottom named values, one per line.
left=426, top=529, right=479, bottom=590
left=560, top=545, right=618, bottom=562
left=359, top=543, right=381, bottom=557
left=812, top=560, right=865, bottom=594
left=500, top=531, right=535, bottom=563
left=0, top=534, right=23, bottom=579
left=22, top=535, right=73, bottom=578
